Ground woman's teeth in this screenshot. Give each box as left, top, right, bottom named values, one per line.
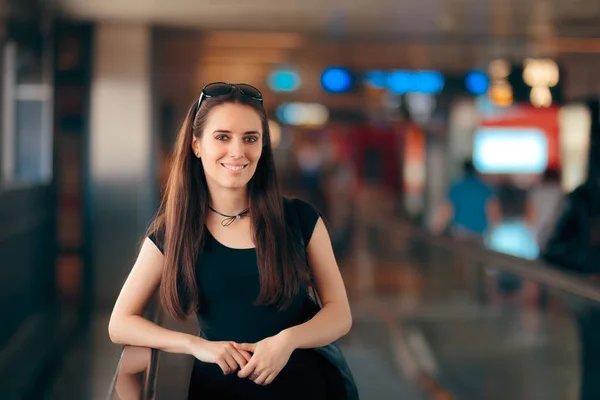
left=222, top=164, right=246, bottom=171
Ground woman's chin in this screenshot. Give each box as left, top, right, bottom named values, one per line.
left=216, top=178, right=251, bottom=190
left=205, top=169, right=255, bottom=190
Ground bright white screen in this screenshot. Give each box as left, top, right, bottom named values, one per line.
left=473, top=127, right=548, bottom=174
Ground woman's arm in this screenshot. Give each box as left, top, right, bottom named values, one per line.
left=280, top=218, right=352, bottom=349
left=108, top=238, right=198, bottom=354
left=109, top=238, right=252, bottom=374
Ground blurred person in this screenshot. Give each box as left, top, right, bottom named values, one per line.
left=296, top=138, right=327, bottom=217
left=434, top=161, right=500, bottom=303
left=541, top=176, right=600, bottom=400
left=529, top=168, right=563, bottom=312
left=436, top=160, right=500, bottom=239
left=488, top=176, right=538, bottom=260
left=327, top=160, right=357, bottom=258
left=108, top=83, right=356, bottom=400
left=485, top=177, right=551, bottom=347
left=529, top=168, right=564, bottom=247
left=486, top=177, right=538, bottom=301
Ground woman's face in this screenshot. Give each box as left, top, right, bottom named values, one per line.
left=193, top=103, right=263, bottom=190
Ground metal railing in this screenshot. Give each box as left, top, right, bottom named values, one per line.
left=402, top=225, right=600, bottom=400
left=105, top=223, right=600, bottom=399
left=106, top=296, right=161, bottom=400
left=410, top=227, right=600, bottom=303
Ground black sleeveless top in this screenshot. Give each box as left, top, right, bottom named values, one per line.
left=149, top=197, right=341, bottom=399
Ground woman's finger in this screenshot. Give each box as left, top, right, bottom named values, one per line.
left=249, top=369, right=260, bottom=382
left=230, top=349, right=249, bottom=369
left=239, top=349, right=252, bottom=362
left=238, top=359, right=257, bottom=379
left=215, top=360, right=230, bottom=375
left=234, top=342, right=256, bottom=353
left=223, top=354, right=238, bottom=373
left=263, top=372, right=278, bottom=386
left=252, top=370, right=267, bottom=385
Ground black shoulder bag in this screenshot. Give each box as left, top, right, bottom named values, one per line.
left=285, top=199, right=360, bottom=400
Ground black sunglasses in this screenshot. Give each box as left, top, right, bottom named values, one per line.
left=194, top=82, right=263, bottom=115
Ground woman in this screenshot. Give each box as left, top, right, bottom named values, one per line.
left=108, top=82, right=354, bottom=399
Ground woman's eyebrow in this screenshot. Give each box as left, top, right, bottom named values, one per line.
left=212, top=129, right=261, bottom=135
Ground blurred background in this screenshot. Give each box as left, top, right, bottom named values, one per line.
left=3, top=0, right=600, bottom=399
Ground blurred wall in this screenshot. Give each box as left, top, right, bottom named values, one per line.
left=0, top=10, right=57, bottom=356
left=89, top=23, right=155, bottom=308
left=0, top=186, right=55, bottom=347
left=562, top=54, right=600, bottom=100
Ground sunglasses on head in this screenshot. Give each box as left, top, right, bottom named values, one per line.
left=194, top=82, right=263, bottom=115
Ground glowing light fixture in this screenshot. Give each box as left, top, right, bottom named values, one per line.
left=277, top=103, right=329, bottom=127
left=321, top=67, right=353, bottom=93
left=465, top=70, right=490, bottom=95
left=523, top=58, right=559, bottom=88
left=268, top=69, right=301, bottom=92
left=364, top=70, right=387, bottom=89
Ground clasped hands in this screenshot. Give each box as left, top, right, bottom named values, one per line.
left=191, top=332, right=294, bottom=386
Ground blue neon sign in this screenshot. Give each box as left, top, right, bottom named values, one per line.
left=387, top=70, right=444, bottom=94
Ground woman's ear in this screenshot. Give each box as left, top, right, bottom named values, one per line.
left=191, top=137, right=200, bottom=158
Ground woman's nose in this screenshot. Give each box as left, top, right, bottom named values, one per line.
left=228, top=139, right=244, bottom=158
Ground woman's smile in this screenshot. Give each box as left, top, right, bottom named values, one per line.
left=221, top=163, right=249, bottom=174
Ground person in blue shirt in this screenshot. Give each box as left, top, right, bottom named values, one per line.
left=437, top=160, right=500, bottom=238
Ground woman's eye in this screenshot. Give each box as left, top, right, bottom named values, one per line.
left=215, top=135, right=228, bottom=141
left=245, top=137, right=258, bottom=143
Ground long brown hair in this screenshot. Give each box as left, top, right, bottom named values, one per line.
left=147, top=90, right=311, bottom=319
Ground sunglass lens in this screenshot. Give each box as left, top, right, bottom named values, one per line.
left=203, top=82, right=233, bottom=97
left=236, top=84, right=263, bottom=100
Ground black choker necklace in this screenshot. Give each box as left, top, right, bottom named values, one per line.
left=209, top=205, right=250, bottom=227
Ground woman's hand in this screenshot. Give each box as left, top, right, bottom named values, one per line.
left=235, top=333, right=294, bottom=386
left=188, top=337, right=252, bottom=375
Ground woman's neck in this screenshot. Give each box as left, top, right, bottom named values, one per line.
left=207, top=186, right=249, bottom=216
